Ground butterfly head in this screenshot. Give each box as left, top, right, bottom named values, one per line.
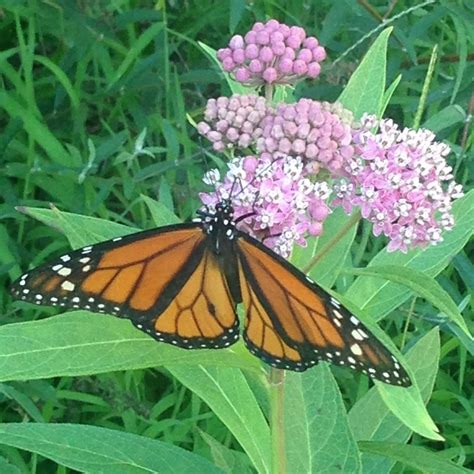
left=214, top=199, right=234, bottom=218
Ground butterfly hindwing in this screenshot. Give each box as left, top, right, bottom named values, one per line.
left=136, top=246, right=240, bottom=349
left=236, top=233, right=410, bottom=386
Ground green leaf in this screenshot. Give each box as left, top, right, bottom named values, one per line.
left=0, top=383, right=44, bottom=422
left=200, top=431, right=255, bottom=474
left=0, top=312, right=260, bottom=382
left=345, top=190, right=474, bottom=321
left=422, top=104, right=466, bottom=133
left=170, top=366, right=271, bottom=474
left=375, top=374, right=441, bottom=441
left=349, top=329, right=441, bottom=472
left=338, top=28, right=392, bottom=118
left=291, top=208, right=358, bottom=287
left=381, top=75, right=401, bottom=114
left=140, top=194, right=181, bottom=226
left=0, top=455, right=21, bottom=474
left=108, top=22, right=164, bottom=89
left=0, top=423, right=224, bottom=473
left=16, top=206, right=139, bottom=249
left=0, top=92, right=76, bottom=166
left=229, top=0, right=245, bottom=33
left=284, top=365, right=361, bottom=473
left=346, top=265, right=471, bottom=338
left=358, top=442, right=469, bottom=474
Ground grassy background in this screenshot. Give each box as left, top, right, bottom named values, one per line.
left=0, top=0, right=472, bottom=472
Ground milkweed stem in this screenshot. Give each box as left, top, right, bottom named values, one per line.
left=303, top=211, right=361, bottom=274
left=269, top=367, right=286, bottom=474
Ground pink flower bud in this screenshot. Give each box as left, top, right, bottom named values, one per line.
left=307, top=62, right=321, bottom=78
left=278, top=138, right=292, bottom=153
left=222, top=57, right=235, bottom=72
left=308, top=222, right=323, bottom=235
left=229, top=35, right=245, bottom=50
left=249, top=59, right=263, bottom=73
left=235, top=67, right=251, bottom=82
left=271, top=31, right=284, bottom=43
left=297, top=123, right=311, bottom=139
left=197, top=122, right=211, bottom=135
left=293, top=139, right=306, bottom=154
left=293, top=59, right=308, bottom=75
left=310, top=110, right=325, bottom=126
left=241, top=121, right=252, bottom=134
left=226, top=128, right=239, bottom=141
left=298, top=48, right=313, bottom=63
left=264, top=137, right=278, bottom=152
left=259, top=46, right=274, bottom=63
left=319, top=150, right=334, bottom=163
left=278, top=58, right=293, bottom=74
left=217, top=48, right=232, bottom=60
left=282, top=47, right=296, bottom=60
left=283, top=121, right=298, bottom=136
left=262, top=67, right=278, bottom=83
left=232, top=48, right=245, bottom=64
left=208, top=131, right=222, bottom=142
left=253, top=22, right=265, bottom=31
left=312, top=46, right=326, bottom=61
left=266, top=19, right=280, bottom=31
left=303, top=37, right=319, bottom=49
left=256, top=30, right=270, bottom=45
left=245, top=30, right=257, bottom=44
left=215, top=120, right=229, bottom=132
left=279, top=24, right=290, bottom=37
left=305, top=143, right=319, bottom=158
left=212, top=141, right=225, bottom=152
left=286, top=34, right=302, bottom=49
left=318, top=136, right=331, bottom=149
left=307, top=128, right=320, bottom=142
left=282, top=106, right=296, bottom=120
left=245, top=44, right=259, bottom=59
left=290, top=26, right=306, bottom=41
left=272, top=41, right=286, bottom=56
left=216, top=97, right=228, bottom=107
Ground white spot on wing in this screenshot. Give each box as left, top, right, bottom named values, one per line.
left=61, top=281, right=75, bottom=291
left=350, top=343, right=363, bottom=356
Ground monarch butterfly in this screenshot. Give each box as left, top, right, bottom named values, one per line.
left=11, top=199, right=410, bottom=386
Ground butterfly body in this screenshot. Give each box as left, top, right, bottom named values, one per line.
left=11, top=201, right=411, bottom=386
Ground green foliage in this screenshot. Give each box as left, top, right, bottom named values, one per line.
left=1, top=1, right=472, bottom=472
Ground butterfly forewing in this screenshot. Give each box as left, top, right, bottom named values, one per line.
left=236, top=233, right=410, bottom=386
left=12, top=225, right=202, bottom=315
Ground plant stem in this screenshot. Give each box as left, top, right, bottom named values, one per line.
left=265, top=84, right=274, bottom=103
left=270, top=368, right=286, bottom=474
left=303, top=211, right=361, bottom=274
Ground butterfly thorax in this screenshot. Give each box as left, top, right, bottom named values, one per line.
left=197, top=200, right=237, bottom=256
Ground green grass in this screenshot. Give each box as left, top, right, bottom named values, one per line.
left=1, top=1, right=473, bottom=472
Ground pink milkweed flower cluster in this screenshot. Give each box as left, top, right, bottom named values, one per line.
left=198, top=20, right=463, bottom=256
left=334, top=115, right=464, bottom=252
left=217, top=19, right=326, bottom=86
left=200, top=154, right=331, bottom=258
left=257, top=99, right=355, bottom=175
left=197, top=95, right=269, bottom=152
